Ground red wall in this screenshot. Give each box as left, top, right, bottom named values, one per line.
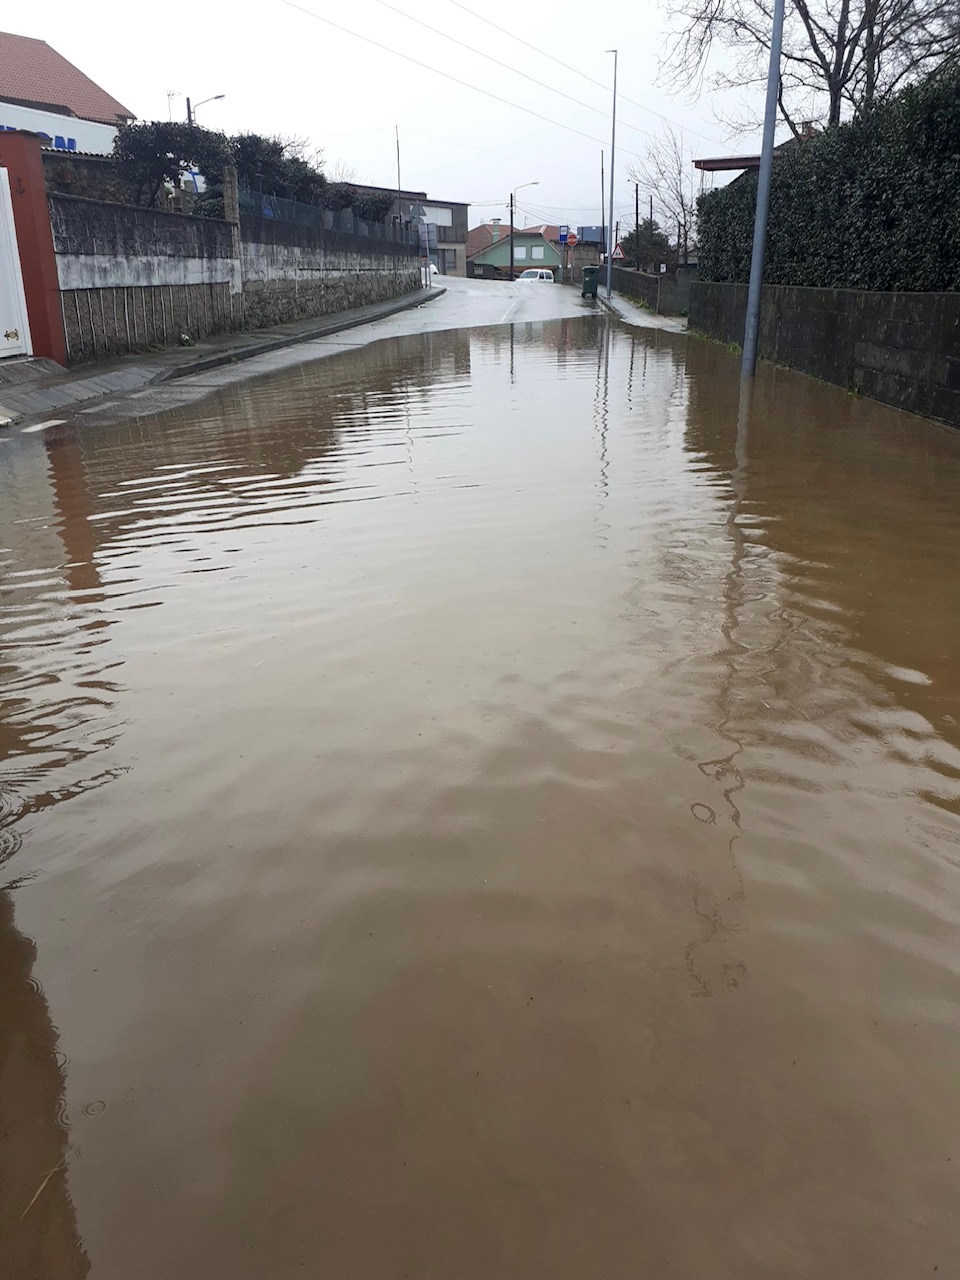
left=0, top=131, right=67, bottom=365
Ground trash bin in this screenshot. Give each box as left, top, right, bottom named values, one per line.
left=581, top=265, right=599, bottom=298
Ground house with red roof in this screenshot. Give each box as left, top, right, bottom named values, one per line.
left=466, top=220, right=562, bottom=278
left=0, top=31, right=133, bottom=154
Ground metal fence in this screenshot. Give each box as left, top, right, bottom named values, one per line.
left=238, top=189, right=418, bottom=244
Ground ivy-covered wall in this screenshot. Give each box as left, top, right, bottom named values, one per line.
left=697, top=68, right=960, bottom=291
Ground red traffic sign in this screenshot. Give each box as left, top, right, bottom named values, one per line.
left=612, top=242, right=625, bottom=260
left=566, top=232, right=578, bottom=247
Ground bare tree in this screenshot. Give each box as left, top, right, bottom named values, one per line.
left=329, top=158, right=359, bottom=184
left=630, top=129, right=698, bottom=265
left=664, top=0, right=960, bottom=133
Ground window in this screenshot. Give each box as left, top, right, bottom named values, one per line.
left=422, top=205, right=453, bottom=227
left=441, top=248, right=457, bottom=272
left=532, top=246, right=545, bottom=260
left=515, top=246, right=527, bottom=260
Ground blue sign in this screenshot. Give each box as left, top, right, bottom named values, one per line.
left=2, top=124, right=76, bottom=150
left=558, top=224, right=569, bottom=243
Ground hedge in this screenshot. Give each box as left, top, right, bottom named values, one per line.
left=696, top=67, right=960, bottom=291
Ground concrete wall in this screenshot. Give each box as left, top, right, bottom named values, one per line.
left=689, top=280, right=960, bottom=429
left=46, top=192, right=421, bottom=365
left=239, top=215, right=420, bottom=329
left=611, top=265, right=696, bottom=316
left=49, top=195, right=237, bottom=363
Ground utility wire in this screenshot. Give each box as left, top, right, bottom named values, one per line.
left=369, top=0, right=661, bottom=142
left=276, top=0, right=607, bottom=146
left=444, top=0, right=722, bottom=147
left=404, top=126, right=529, bottom=166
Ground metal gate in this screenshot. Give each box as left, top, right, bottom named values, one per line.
left=0, top=167, right=30, bottom=359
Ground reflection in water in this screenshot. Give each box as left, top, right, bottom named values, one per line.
left=686, top=381, right=752, bottom=998
left=1, top=317, right=960, bottom=1279
left=0, top=893, right=88, bottom=1278
left=0, top=433, right=95, bottom=1277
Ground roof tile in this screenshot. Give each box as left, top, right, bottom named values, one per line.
left=0, top=31, right=133, bottom=124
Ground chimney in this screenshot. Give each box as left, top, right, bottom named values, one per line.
left=490, top=217, right=501, bottom=242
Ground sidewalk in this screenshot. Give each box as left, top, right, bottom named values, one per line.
left=598, top=291, right=688, bottom=334
left=0, top=285, right=445, bottom=426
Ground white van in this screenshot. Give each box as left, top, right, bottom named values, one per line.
left=517, top=268, right=555, bottom=283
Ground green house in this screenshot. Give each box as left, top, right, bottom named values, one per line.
left=466, top=223, right=562, bottom=277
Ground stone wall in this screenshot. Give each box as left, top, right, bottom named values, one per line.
left=49, top=195, right=238, bottom=363
left=610, top=265, right=696, bottom=316
left=239, top=216, right=420, bottom=329
left=43, top=153, right=138, bottom=205
left=46, top=194, right=421, bottom=365
left=689, top=280, right=960, bottom=429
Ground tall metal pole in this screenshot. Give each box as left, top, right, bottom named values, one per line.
left=742, top=0, right=786, bottom=377
left=649, top=194, right=654, bottom=271
left=186, top=97, right=193, bottom=126
left=600, top=151, right=605, bottom=264
left=605, top=50, right=618, bottom=299
left=635, top=182, right=640, bottom=271
left=509, top=192, right=515, bottom=281
left=395, top=125, right=402, bottom=234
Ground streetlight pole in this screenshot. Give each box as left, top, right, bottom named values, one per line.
left=635, top=182, right=640, bottom=271
left=187, top=94, right=225, bottom=126
left=605, top=49, right=618, bottom=299
left=509, top=180, right=539, bottom=280
left=741, top=0, right=785, bottom=377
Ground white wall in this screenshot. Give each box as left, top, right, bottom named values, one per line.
left=0, top=101, right=117, bottom=155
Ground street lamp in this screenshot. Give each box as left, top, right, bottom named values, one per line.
left=605, top=50, right=618, bottom=299
left=509, top=180, right=539, bottom=280
left=186, top=94, right=225, bottom=126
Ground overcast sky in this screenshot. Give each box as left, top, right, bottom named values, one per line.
left=19, top=0, right=769, bottom=231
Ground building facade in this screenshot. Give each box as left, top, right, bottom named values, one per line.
left=351, top=184, right=470, bottom=276
left=0, top=31, right=133, bottom=156
left=466, top=222, right=562, bottom=278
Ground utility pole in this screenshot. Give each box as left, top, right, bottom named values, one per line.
left=605, top=49, right=618, bottom=299
left=509, top=181, right=538, bottom=280
left=649, top=194, right=654, bottom=271
left=395, top=125, right=402, bottom=238
left=600, top=151, right=605, bottom=268
left=186, top=97, right=193, bottom=126
left=742, top=0, right=786, bottom=376
left=635, top=182, right=640, bottom=271
left=509, top=192, right=515, bottom=281
left=395, top=125, right=402, bottom=287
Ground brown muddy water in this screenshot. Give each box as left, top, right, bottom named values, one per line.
left=1, top=317, right=959, bottom=1279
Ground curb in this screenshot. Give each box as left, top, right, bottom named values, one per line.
left=0, top=286, right=447, bottom=427
left=157, top=286, right=447, bottom=384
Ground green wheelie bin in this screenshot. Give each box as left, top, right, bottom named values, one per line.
left=581, top=265, right=599, bottom=298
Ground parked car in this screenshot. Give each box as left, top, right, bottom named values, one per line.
left=517, top=268, right=555, bottom=283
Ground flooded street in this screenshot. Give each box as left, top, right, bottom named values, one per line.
left=2, top=299, right=960, bottom=1278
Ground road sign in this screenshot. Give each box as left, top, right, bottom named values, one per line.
left=558, top=225, right=569, bottom=243
left=612, top=242, right=625, bottom=260
left=566, top=232, right=578, bottom=247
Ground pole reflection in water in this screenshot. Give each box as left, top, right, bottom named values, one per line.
left=686, top=378, right=753, bottom=996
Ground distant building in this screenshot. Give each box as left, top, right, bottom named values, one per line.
left=350, top=184, right=469, bottom=276
left=466, top=221, right=562, bottom=278
left=0, top=31, right=133, bottom=155
left=529, top=224, right=603, bottom=282
left=466, top=220, right=603, bottom=281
